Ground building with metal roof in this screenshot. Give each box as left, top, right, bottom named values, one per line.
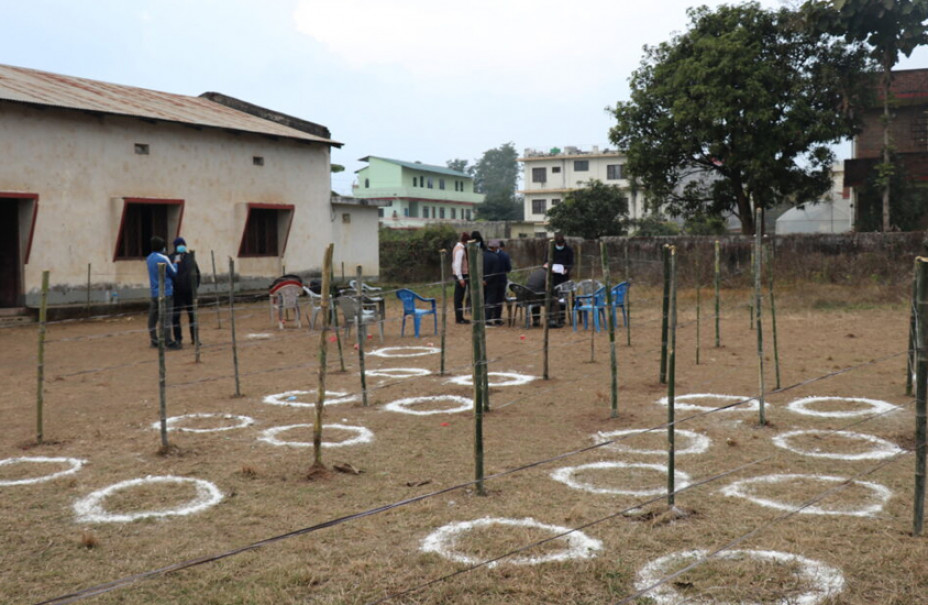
left=0, top=64, right=378, bottom=311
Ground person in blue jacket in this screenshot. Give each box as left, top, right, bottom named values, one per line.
left=146, top=235, right=181, bottom=349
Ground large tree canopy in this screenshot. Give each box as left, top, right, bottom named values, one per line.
left=472, top=142, right=523, bottom=221
left=546, top=180, right=630, bottom=239
left=610, top=2, right=869, bottom=234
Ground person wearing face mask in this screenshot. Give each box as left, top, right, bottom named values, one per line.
left=171, top=237, right=201, bottom=346
left=146, top=236, right=180, bottom=349
left=545, top=232, right=573, bottom=326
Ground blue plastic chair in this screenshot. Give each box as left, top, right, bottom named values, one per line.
left=396, top=288, right=437, bottom=337
left=605, top=281, right=630, bottom=328
left=572, top=287, right=606, bottom=331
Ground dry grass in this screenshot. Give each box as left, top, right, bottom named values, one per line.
left=0, top=283, right=923, bottom=603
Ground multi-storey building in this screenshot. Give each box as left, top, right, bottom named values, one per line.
left=353, top=156, right=483, bottom=229
left=519, top=146, right=647, bottom=236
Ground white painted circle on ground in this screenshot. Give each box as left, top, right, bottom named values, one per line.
left=262, top=390, right=358, bottom=408
left=446, top=372, right=537, bottom=387
left=773, top=430, right=903, bottom=460
left=0, top=457, right=86, bottom=486
left=368, top=346, right=440, bottom=358
left=151, top=413, right=255, bottom=433
left=721, top=474, right=892, bottom=517
left=786, top=396, right=900, bottom=418
left=550, top=461, right=691, bottom=496
left=257, top=423, right=374, bottom=448
left=594, top=429, right=711, bottom=456
left=73, top=475, right=224, bottom=523
left=656, top=393, right=761, bottom=412
left=246, top=333, right=272, bottom=340
left=420, top=516, right=602, bottom=566
left=383, top=395, right=473, bottom=416
left=366, top=367, right=431, bottom=378
left=636, top=548, right=844, bottom=604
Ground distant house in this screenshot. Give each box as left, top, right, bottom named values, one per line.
left=0, top=63, right=380, bottom=308
left=352, top=156, right=483, bottom=229
left=775, top=165, right=852, bottom=234
left=844, top=68, right=928, bottom=229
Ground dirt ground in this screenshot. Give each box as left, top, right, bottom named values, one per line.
left=1, top=284, right=926, bottom=604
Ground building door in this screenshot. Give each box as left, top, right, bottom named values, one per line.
left=0, top=200, right=22, bottom=307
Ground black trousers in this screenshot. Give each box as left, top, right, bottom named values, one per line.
left=484, top=279, right=506, bottom=323
left=454, top=275, right=468, bottom=321
left=172, top=290, right=197, bottom=343
left=148, top=296, right=175, bottom=346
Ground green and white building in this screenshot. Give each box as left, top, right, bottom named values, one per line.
left=352, top=156, right=483, bottom=229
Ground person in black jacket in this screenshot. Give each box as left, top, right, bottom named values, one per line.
left=484, top=240, right=506, bottom=326
left=171, top=237, right=201, bottom=345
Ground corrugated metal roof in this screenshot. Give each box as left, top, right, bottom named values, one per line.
left=357, top=155, right=472, bottom=178
left=0, top=63, right=338, bottom=145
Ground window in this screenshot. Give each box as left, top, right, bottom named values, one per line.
left=253, top=156, right=264, bottom=166
left=574, top=160, right=589, bottom=171
left=378, top=208, right=384, bottom=218
left=342, top=213, right=351, bottom=223
left=466, top=209, right=472, bottom=220
left=412, top=177, right=418, bottom=187
left=552, top=166, right=561, bottom=173
left=532, top=199, right=546, bottom=215
left=423, top=206, right=429, bottom=219
left=114, top=198, right=183, bottom=260
left=134, top=143, right=149, bottom=155
left=404, top=207, right=410, bottom=217
left=365, top=178, right=370, bottom=188
left=427, top=177, right=434, bottom=189
left=607, top=164, right=624, bottom=180
left=439, top=207, right=445, bottom=219
left=439, top=179, right=446, bottom=190
left=238, top=204, right=294, bottom=257
left=551, top=198, right=561, bottom=206
left=451, top=208, right=456, bottom=219
left=532, top=167, right=547, bottom=183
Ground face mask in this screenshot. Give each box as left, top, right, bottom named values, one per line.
left=555, top=244, right=565, bottom=251
left=176, top=245, right=187, bottom=253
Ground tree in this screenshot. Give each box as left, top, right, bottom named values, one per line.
left=446, top=158, right=472, bottom=176
left=803, top=0, right=928, bottom=231
left=610, top=2, right=870, bottom=234
left=546, top=180, right=630, bottom=239
left=472, top=142, right=523, bottom=221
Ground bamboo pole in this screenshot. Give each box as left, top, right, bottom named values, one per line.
left=601, top=242, right=618, bottom=418
left=211, top=250, right=221, bottom=329
left=86, top=263, right=91, bottom=309
left=660, top=244, right=670, bottom=384
left=467, top=242, right=486, bottom=496
left=749, top=248, right=755, bottom=330
left=667, top=246, right=677, bottom=507
left=767, top=241, right=780, bottom=389
left=330, top=267, right=346, bottom=373
left=714, top=240, right=721, bottom=348
left=476, top=243, right=489, bottom=411
left=190, top=250, right=201, bottom=363
left=440, top=249, right=448, bottom=376
left=914, top=256, right=928, bottom=535
left=754, top=210, right=766, bottom=426
left=314, top=244, right=335, bottom=469
left=544, top=240, right=554, bottom=379
left=355, top=266, right=368, bottom=407
left=696, top=278, right=701, bottom=366
left=576, top=242, right=582, bottom=281
left=36, top=270, right=49, bottom=444
left=228, top=258, right=241, bottom=398
left=625, top=238, right=632, bottom=346
left=158, top=264, right=169, bottom=450
left=908, top=263, right=917, bottom=397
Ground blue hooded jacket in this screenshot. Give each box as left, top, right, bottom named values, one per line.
left=146, top=251, right=177, bottom=297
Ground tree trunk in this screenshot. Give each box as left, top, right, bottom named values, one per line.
left=737, top=189, right=754, bottom=235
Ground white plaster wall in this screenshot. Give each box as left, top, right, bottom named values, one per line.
left=0, top=104, right=334, bottom=303
left=330, top=203, right=381, bottom=280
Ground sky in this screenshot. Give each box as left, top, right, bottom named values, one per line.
left=3, top=0, right=928, bottom=196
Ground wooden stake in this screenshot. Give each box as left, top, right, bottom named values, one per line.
left=714, top=240, right=721, bottom=348
left=36, top=270, right=49, bottom=444
left=190, top=250, right=200, bottom=363
left=908, top=263, right=917, bottom=397
left=158, top=264, right=169, bottom=449
left=330, top=267, right=346, bottom=373
left=914, top=255, right=928, bottom=536
left=766, top=242, right=780, bottom=389
left=544, top=240, right=554, bottom=379
left=314, top=244, right=335, bottom=469
left=440, top=249, right=448, bottom=376
left=211, top=250, right=222, bottom=329
left=467, top=241, right=486, bottom=496
left=625, top=238, right=632, bottom=347
left=601, top=242, right=618, bottom=418
left=86, top=263, right=91, bottom=309
left=667, top=246, right=677, bottom=506
left=754, top=209, right=766, bottom=426
left=355, top=266, right=368, bottom=407
left=660, top=245, right=670, bottom=384
left=228, top=258, right=241, bottom=397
